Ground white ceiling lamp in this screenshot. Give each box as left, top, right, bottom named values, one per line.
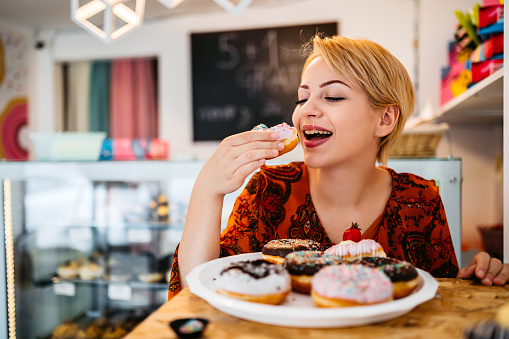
left=157, top=0, right=186, bottom=9
left=213, top=0, right=253, bottom=17
left=71, top=0, right=146, bottom=44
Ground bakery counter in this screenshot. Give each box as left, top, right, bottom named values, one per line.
left=125, top=279, right=509, bottom=339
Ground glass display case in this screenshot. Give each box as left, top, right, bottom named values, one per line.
left=0, top=159, right=462, bottom=338
left=0, top=161, right=203, bottom=339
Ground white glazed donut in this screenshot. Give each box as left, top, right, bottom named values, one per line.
left=215, top=259, right=291, bottom=305
left=325, top=239, right=386, bottom=260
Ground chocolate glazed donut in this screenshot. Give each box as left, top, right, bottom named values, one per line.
left=354, top=257, right=419, bottom=299
left=262, top=239, right=322, bottom=264
left=284, top=251, right=343, bottom=294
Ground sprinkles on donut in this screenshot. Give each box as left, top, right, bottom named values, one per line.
left=262, top=239, right=322, bottom=264
left=311, top=264, right=393, bottom=307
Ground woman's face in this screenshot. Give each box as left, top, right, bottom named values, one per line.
left=292, top=56, right=383, bottom=169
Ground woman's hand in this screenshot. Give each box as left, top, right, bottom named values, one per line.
left=195, top=130, right=283, bottom=197
left=178, top=130, right=283, bottom=287
left=457, top=252, right=509, bottom=285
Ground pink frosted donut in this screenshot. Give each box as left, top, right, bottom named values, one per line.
left=324, top=239, right=386, bottom=260
left=252, top=123, right=298, bottom=155
left=311, top=264, right=393, bottom=307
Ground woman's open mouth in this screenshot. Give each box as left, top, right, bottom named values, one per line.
left=304, top=129, right=332, bottom=140
left=301, top=125, right=332, bottom=148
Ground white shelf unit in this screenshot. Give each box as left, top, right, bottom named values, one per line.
left=434, top=68, right=503, bottom=125
left=433, top=67, right=505, bottom=263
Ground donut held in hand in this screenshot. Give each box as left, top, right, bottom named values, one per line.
left=215, top=259, right=291, bottom=305
left=252, top=123, right=298, bottom=156
left=311, top=264, right=393, bottom=307
left=262, top=239, right=322, bottom=264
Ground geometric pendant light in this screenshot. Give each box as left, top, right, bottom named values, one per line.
left=212, top=0, right=253, bottom=17
left=157, top=0, right=186, bottom=9
left=70, top=0, right=146, bottom=44
left=157, top=0, right=253, bottom=17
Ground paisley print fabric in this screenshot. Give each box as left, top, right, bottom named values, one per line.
left=168, top=162, right=458, bottom=300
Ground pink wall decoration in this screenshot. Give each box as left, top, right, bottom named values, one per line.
left=0, top=29, right=30, bottom=160
left=0, top=97, right=28, bottom=159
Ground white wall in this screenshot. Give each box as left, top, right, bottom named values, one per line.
left=436, top=125, right=503, bottom=250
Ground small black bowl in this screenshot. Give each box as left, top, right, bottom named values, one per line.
left=169, top=318, right=209, bottom=339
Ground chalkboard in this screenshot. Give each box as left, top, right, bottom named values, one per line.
left=191, top=22, right=338, bottom=141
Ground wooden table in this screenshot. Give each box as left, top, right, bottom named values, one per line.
left=126, top=279, right=509, bottom=339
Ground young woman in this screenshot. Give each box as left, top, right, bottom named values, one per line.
left=169, top=35, right=508, bottom=299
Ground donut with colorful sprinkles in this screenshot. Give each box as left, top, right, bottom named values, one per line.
left=252, top=123, right=298, bottom=156
left=262, top=239, right=322, bottom=264
left=284, top=251, right=343, bottom=294
left=311, top=264, right=393, bottom=307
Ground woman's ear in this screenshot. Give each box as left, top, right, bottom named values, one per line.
left=376, top=105, right=400, bottom=137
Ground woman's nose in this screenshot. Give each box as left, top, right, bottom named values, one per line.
left=299, top=98, right=323, bottom=118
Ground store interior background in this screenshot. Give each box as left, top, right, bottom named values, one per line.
left=0, top=0, right=506, bottom=261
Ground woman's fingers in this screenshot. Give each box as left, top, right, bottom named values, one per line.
left=216, top=132, right=281, bottom=166
left=223, top=148, right=279, bottom=188
left=199, top=131, right=283, bottom=196
left=225, top=130, right=279, bottom=147
left=480, top=258, right=502, bottom=285
left=471, top=252, right=491, bottom=280
left=456, top=264, right=476, bottom=279
left=231, top=158, right=267, bottom=185
left=492, top=263, right=509, bottom=285
left=456, top=251, right=509, bottom=286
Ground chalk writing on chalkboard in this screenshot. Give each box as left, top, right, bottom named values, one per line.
left=191, top=22, right=338, bottom=141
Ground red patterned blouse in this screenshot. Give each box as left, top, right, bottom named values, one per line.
left=168, top=162, right=459, bottom=300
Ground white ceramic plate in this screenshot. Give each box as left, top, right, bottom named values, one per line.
left=186, top=252, right=439, bottom=328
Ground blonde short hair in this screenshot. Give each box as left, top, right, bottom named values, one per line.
left=303, top=35, right=415, bottom=165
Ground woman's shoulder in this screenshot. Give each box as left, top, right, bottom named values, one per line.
left=383, top=166, right=440, bottom=200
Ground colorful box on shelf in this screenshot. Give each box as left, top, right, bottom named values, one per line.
left=471, top=59, right=504, bottom=84
left=440, top=42, right=472, bottom=106
left=100, top=138, right=169, bottom=160
left=478, top=17, right=504, bottom=36
left=482, top=0, right=503, bottom=6
left=478, top=4, right=504, bottom=29
left=470, top=32, right=503, bottom=62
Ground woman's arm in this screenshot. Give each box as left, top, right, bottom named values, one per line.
left=178, top=130, right=283, bottom=287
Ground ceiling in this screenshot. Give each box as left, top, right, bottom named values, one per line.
left=0, top=0, right=294, bottom=32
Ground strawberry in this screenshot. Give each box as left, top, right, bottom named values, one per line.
left=343, top=222, right=362, bottom=242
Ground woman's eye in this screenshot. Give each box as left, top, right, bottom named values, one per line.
left=325, top=97, right=345, bottom=102
left=295, top=99, right=307, bottom=105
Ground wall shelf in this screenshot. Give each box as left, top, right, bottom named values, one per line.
left=434, top=68, right=503, bottom=125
